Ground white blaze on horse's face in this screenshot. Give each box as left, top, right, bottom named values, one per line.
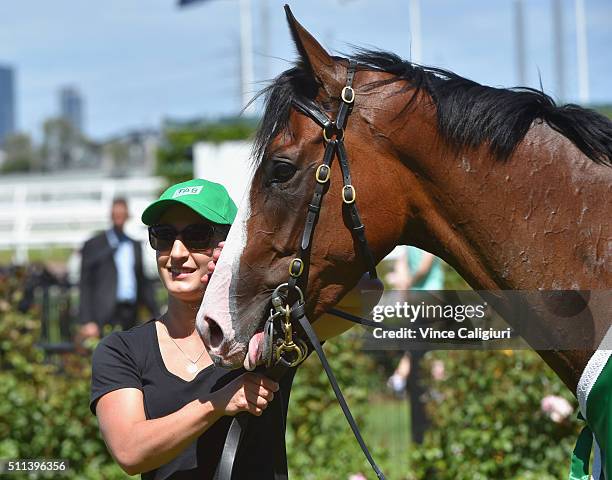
left=196, top=178, right=252, bottom=368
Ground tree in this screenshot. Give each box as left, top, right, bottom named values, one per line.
left=41, top=117, right=84, bottom=171
left=595, top=104, right=612, bottom=120
left=1, top=133, right=39, bottom=173
left=156, top=117, right=257, bottom=185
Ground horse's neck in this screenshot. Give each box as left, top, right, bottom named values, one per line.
left=395, top=119, right=612, bottom=391
left=407, top=120, right=611, bottom=292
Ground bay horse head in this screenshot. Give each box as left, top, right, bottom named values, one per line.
left=198, top=6, right=612, bottom=380
left=196, top=7, right=412, bottom=369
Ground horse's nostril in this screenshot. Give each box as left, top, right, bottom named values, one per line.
left=205, top=317, right=224, bottom=349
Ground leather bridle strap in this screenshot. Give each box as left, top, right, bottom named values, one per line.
left=285, top=61, right=385, bottom=479
left=213, top=363, right=291, bottom=480
left=336, top=140, right=378, bottom=280
left=291, top=302, right=386, bottom=480
left=287, top=61, right=377, bottom=308
left=292, top=98, right=333, bottom=132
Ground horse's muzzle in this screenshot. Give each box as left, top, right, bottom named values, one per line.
left=198, top=315, right=246, bottom=369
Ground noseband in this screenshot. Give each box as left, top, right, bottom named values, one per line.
left=215, top=61, right=387, bottom=480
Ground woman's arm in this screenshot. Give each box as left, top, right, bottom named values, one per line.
left=96, top=373, right=278, bottom=475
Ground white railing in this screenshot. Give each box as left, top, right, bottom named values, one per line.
left=0, top=171, right=166, bottom=265
left=0, top=149, right=404, bottom=268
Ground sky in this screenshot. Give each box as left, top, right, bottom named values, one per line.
left=0, top=0, right=610, bottom=140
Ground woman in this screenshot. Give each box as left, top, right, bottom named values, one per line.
left=90, top=178, right=376, bottom=479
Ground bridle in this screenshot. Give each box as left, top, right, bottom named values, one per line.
left=263, top=59, right=379, bottom=367
left=214, top=61, right=387, bottom=480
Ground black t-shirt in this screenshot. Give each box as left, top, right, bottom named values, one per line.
left=90, top=319, right=296, bottom=480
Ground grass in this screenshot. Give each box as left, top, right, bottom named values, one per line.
left=364, top=396, right=413, bottom=479
left=0, top=247, right=74, bottom=265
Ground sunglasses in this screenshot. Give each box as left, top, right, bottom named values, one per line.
left=148, top=223, right=226, bottom=252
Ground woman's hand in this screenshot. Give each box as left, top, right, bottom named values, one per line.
left=201, top=241, right=224, bottom=286
left=210, top=373, right=279, bottom=417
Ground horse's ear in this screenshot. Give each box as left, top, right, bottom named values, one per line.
left=284, top=5, right=343, bottom=96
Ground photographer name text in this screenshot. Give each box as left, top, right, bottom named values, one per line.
left=372, top=326, right=512, bottom=341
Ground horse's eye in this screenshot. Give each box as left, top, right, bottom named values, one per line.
left=271, top=161, right=297, bottom=183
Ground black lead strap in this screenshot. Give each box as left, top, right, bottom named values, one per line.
left=213, top=413, right=248, bottom=480
left=213, top=364, right=291, bottom=480
left=291, top=303, right=386, bottom=480
left=213, top=308, right=388, bottom=480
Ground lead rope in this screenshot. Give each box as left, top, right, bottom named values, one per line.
left=213, top=305, right=389, bottom=480
left=213, top=362, right=290, bottom=480
left=290, top=302, right=386, bottom=480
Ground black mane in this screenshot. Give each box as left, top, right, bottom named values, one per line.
left=254, top=49, right=612, bottom=168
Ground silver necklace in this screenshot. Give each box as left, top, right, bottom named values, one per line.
left=162, top=321, right=207, bottom=374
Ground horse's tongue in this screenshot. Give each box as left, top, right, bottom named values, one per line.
left=244, top=331, right=264, bottom=371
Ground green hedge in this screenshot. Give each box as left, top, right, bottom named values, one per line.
left=1, top=270, right=584, bottom=479
left=0, top=306, right=126, bottom=479
left=407, top=350, right=581, bottom=480
left=594, top=104, right=612, bottom=119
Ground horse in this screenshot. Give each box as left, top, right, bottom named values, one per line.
left=197, top=5, right=612, bottom=477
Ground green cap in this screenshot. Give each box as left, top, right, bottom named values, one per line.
left=141, top=178, right=238, bottom=226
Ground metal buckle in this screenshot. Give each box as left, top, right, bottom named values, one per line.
left=267, top=285, right=308, bottom=367
left=322, top=125, right=344, bottom=143
left=315, top=164, right=331, bottom=183
left=271, top=283, right=304, bottom=314
left=289, top=258, right=304, bottom=278
left=342, top=185, right=356, bottom=204
left=341, top=86, right=355, bottom=104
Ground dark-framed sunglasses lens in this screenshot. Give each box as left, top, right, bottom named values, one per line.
left=181, top=224, right=214, bottom=250
left=149, top=225, right=176, bottom=251
left=148, top=224, right=215, bottom=251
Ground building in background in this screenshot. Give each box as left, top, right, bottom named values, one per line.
left=0, top=65, right=16, bottom=145
left=59, top=86, right=84, bottom=133
left=193, top=140, right=252, bottom=204
left=101, top=129, right=160, bottom=177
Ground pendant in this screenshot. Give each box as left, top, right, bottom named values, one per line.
left=186, top=363, right=198, bottom=374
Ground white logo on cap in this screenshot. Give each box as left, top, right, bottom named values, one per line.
left=173, top=186, right=203, bottom=198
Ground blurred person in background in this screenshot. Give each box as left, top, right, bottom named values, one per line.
left=77, top=197, right=159, bottom=343
left=386, top=246, right=445, bottom=444
left=386, top=246, right=444, bottom=292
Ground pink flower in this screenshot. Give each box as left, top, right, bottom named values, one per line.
left=348, top=474, right=367, bottom=480
left=541, top=395, right=573, bottom=423
left=431, top=359, right=445, bottom=381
